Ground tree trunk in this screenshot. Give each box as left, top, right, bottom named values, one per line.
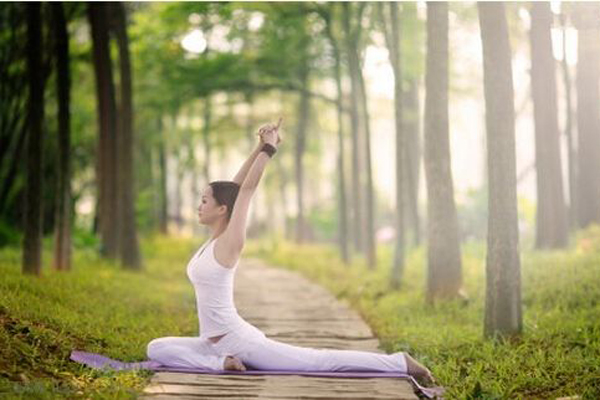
left=111, top=2, right=141, bottom=269
left=423, top=2, right=463, bottom=304
left=295, top=65, right=310, bottom=243
left=0, top=4, right=28, bottom=218
left=22, top=2, right=45, bottom=275
left=202, top=96, right=212, bottom=183
left=275, top=152, right=290, bottom=240
left=342, top=2, right=364, bottom=255
left=560, top=12, right=578, bottom=228
left=324, top=5, right=350, bottom=265
left=404, top=79, right=421, bottom=247
left=0, top=121, right=27, bottom=217
left=529, top=2, right=568, bottom=249
left=356, top=43, right=377, bottom=270
left=559, top=13, right=576, bottom=231
left=157, top=118, right=168, bottom=234
left=479, top=2, right=522, bottom=339
left=51, top=2, right=72, bottom=272
left=379, top=2, right=404, bottom=282
left=88, top=3, right=120, bottom=259
left=573, top=3, right=600, bottom=229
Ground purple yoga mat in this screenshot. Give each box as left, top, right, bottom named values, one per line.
left=69, top=350, right=445, bottom=399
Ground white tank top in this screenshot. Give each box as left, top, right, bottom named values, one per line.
left=186, top=238, right=264, bottom=341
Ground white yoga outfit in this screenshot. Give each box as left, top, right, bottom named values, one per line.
left=146, top=238, right=408, bottom=373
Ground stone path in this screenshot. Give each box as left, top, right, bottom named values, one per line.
left=142, top=257, right=417, bottom=399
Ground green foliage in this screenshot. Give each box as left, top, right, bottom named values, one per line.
left=71, top=226, right=100, bottom=251
left=306, top=204, right=338, bottom=242
left=400, top=2, right=425, bottom=82
left=457, top=186, right=488, bottom=241
left=3, top=233, right=599, bottom=398
left=246, top=239, right=600, bottom=399
left=0, top=220, right=21, bottom=248
left=575, top=224, right=600, bottom=254
left=0, top=234, right=206, bottom=398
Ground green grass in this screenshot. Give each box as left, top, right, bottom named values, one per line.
left=245, top=236, right=600, bottom=400
left=0, top=234, right=203, bottom=399
left=1, top=232, right=599, bottom=399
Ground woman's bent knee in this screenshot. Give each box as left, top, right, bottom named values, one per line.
left=147, top=337, right=170, bottom=360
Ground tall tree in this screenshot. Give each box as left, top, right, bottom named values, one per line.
left=293, top=18, right=311, bottom=244
left=343, top=3, right=377, bottom=268
left=51, top=2, right=72, bottom=271
left=320, top=4, right=350, bottom=264
left=156, top=118, right=169, bottom=234
left=355, top=17, right=377, bottom=270
left=379, top=1, right=405, bottom=283
left=0, top=4, right=28, bottom=222
left=559, top=11, right=576, bottom=230
left=404, top=79, right=421, bottom=247
left=573, top=3, right=600, bottom=229
left=342, top=2, right=365, bottom=257
left=111, top=2, right=141, bottom=268
left=529, top=2, right=568, bottom=248
left=424, top=2, right=463, bottom=303
left=398, top=3, right=423, bottom=248
left=201, top=96, right=212, bottom=183
left=478, top=2, right=522, bottom=339
left=88, top=3, right=121, bottom=259
left=22, top=2, right=45, bottom=275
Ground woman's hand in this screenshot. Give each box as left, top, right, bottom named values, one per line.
left=257, top=118, right=282, bottom=146
left=262, top=129, right=279, bottom=149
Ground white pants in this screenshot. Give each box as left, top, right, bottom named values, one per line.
left=147, top=329, right=407, bottom=373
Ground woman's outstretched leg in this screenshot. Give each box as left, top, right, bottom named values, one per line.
left=239, top=336, right=407, bottom=373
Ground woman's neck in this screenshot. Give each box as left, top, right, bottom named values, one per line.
left=208, top=220, right=227, bottom=241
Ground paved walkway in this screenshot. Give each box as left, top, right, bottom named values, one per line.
left=142, top=257, right=417, bottom=399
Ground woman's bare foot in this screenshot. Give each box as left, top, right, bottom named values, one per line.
left=223, top=355, right=247, bottom=372
left=405, top=353, right=436, bottom=386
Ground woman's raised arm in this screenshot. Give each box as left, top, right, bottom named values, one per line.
left=232, top=121, right=281, bottom=186
left=231, top=141, right=263, bottom=186
left=221, top=122, right=281, bottom=251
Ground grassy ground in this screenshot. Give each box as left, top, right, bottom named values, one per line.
left=247, top=234, right=600, bottom=399
left=1, top=231, right=599, bottom=399
left=0, top=234, right=202, bottom=399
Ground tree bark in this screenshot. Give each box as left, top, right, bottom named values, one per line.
left=88, top=3, right=120, bottom=259
left=573, top=3, right=600, bottom=229
left=424, top=2, right=463, bottom=303
left=22, top=2, right=45, bottom=275
left=157, top=118, right=168, bottom=234
left=51, top=2, right=72, bottom=272
left=295, top=65, right=310, bottom=243
left=111, top=2, right=141, bottom=269
left=356, top=39, right=377, bottom=270
left=379, top=2, right=404, bottom=282
left=559, top=13, right=576, bottom=230
left=404, top=79, right=421, bottom=247
left=202, top=96, right=212, bottom=183
left=478, top=1, right=523, bottom=339
left=342, top=2, right=364, bottom=255
left=529, top=2, right=568, bottom=249
left=323, top=5, right=350, bottom=264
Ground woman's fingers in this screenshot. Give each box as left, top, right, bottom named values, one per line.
left=258, top=119, right=283, bottom=144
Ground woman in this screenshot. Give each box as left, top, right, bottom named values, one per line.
left=146, top=119, right=435, bottom=385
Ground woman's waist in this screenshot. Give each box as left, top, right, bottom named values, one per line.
left=200, top=317, right=265, bottom=341
left=197, top=303, right=238, bottom=311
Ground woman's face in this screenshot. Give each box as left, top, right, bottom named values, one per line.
left=198, top=186, right=226, bottom=225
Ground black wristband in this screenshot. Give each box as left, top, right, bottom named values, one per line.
left=260, top=143, right=277, bottom=158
